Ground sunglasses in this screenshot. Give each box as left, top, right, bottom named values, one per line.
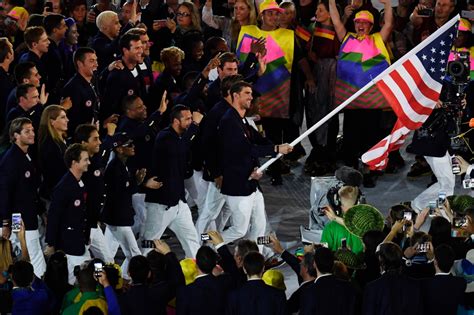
left=176, top=12, right=191, bottom=17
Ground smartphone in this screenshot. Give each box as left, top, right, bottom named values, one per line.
left=201, top=233, right=210, bottom=241
left=437, top=191, right=447, bottom=209
left=12, top=213, right=21, bottom=232
left=341, top=238, right=347, bottom=249
left=417, top=242, right=430, bottom=253
left=154, top=19, right=167, bottom=27
left=317, top=207, right=326, bottom=216
left=428, top=201, right=436, bottom=216
left=403, top=211, right=412, bottom=221
left=453, top=217, right=467, bottom=228
left=452, top=157, right=461, bottom=175
left=257, top=236, right=270, bottom=245
left=141, top=240, right=156, bottom=248
left=94, top=262, right=103, bottom=277
left=45, top=1, right=53, bottom=12
left=418, top=8, right=434, bottom=17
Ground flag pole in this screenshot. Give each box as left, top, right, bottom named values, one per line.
left=256, top=80, right=376, bottom=174
left=256, top=14, right=460, bottom=175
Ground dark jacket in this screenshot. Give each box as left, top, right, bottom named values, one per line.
left=300, top=275, right=357, bottom=315
left=362, top=270, right=423, bottom=315
left=39, top=136, right=67, bottom=199
left=102, top=156, right=137, bottom=226
left=46, top=171, right=90, bottom=256
left=421, top=274, right=466, bottom=315
left=145, top=124, right=198, bottom=206
left=226, top=279, right=286, bottom=315
left=0, top=144, right=41, bottom=229
left=81, top=152, right=108, bottom=228
left=218, top=107, right=276, bottom=196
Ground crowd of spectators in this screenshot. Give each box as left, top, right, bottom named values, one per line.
left=0, top=0, right=473, bottom=313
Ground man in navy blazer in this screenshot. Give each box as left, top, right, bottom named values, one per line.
left=226, top=251, right=286, bottom=315
left=421, top=244, right=466, bottom=315
left=300, top=247, right=356, bottom=315
left=177, top=246, right=232, bottom=315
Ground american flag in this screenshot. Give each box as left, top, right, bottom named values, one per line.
left=361, top=15, right=460, bottom=170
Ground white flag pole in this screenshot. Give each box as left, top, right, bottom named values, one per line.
left=255, top=14, right=460, bottom=175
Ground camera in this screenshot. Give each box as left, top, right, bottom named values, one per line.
left=94, top=262, right=103, bottom=278
left=257, top=236, right=271, bottom=245
left=200, top=233, right=210, bottom=241
left=447, top=51, right=470, bottom=84
left=463, top=178, right=474, bottom=189
left=453, top=217, right=467, bottom=228
left=418, top=8, right=433, bottom=17
left=141, top=240, right=156, bottom=248
left=428, top=201, right=437, bottom=216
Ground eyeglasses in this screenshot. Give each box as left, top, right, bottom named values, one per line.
left=176, top=12, right=191, bottom=17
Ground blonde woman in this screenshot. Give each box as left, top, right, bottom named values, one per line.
left=172, top=2, right=202, bottom=47
left=38, top=105, right=69, bottom=201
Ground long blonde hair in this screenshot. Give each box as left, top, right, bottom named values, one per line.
left=177, top=2, right=202, bottom=31
left=38, top=105, right=67, bottom=150
left=231, top=0, right=257, bottom=46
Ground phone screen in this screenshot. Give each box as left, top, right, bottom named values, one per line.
left=403, top=212, right=412, bottom=221
left=341, top=238, right=347, bottom=249
left=12, top=213, right=21, bottom=232
left=257, top=236, right=270, bottom=245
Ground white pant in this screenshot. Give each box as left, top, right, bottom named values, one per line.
left=89, top=226, right=114, bottom=263
left=184, top=171, right=209, bottom=214
left=221, top=190, right=267, bottom=245
left=8, top=229, right=46, bottom=278
left=66, top=247, right=91, bottom=285
left=141, top=200, right=200, bottom=258
left=105, top=225, right=141, bottom=278
left=412, top=152, right=456, bottom=212
left=195, top=182, right=231, bottom=236
left=131, top=193, right=147, bottom=236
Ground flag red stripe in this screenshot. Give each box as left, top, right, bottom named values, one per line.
left=404, top=60, right=440, bottom=100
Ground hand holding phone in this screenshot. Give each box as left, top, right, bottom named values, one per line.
left=11, top=213, right=21, bottom=233
left=94, top=262, right=103, bottom=278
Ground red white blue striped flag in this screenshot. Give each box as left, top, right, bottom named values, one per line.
left=361, top=15, right=460, bottom=170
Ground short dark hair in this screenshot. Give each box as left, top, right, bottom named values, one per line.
left=16, top=83, right=36, bottom=100
left=230, top=81, right=252, bottom=101
left=27, top=14, right=45, bottom=27
left=9, top=117, right=33, bottom=143
left=428, top=217, right=451, bottom=247
left=146, top=250, right=166, bottom=284
left=73, top=47, right=96, bottom=68
left=77, top=267, right=96, bottom=292
left=218, top=52, right=238, bottom=69
left=314, top=247, right=334, bottom=274
left=11, top=260, right=34, bottom=287
left=122, top=94, right=141, bottom=113
left=235, top=239, right=259, bottom=258
left=221, top=75, right=243, bottom=97
left=170, top=104, right=190, bottom=123
left=0, top=37, right=12, bottom=63
left=377, top=242, right=403, bottom=272
left=243, top=251, right=265, bottom=277
left=196, top=246, right=218, bottom=274
left=43, top=14, right=65, bottom=35
left=119, top=33, right=141, bottom=52
left=64, top=143, right=87, bottom=168
left=14, top=62, right=36, bottom=84
left=128, top=255, right=150, bottom=284
left=74, top=124, right=98, bottom=144
left=24, top=26, right=46, bottom=49
left=434, top=244, right=455, bottom=273
left=302, top=253, right=317, bottom=277
left=125, top=27, right=147, bottom=37
left=389, top=204, right=415, bottom=221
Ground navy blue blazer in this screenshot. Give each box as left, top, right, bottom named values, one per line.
left=0, top=144, right=41, bottom=230
left=102, top=156, right=137, bottom=226
left=46, top=171, right=90, bottom=256
left=145, top=124, right=198, bottom=206
left=176, top=274, right=232, bottom=315
left=300, top=275, right=356, bottom=315
left=226, top=279, right=286, bottom=315
left=218, top=107, right=276, bottom=196
left=362, top=271, right=423, bottom=315
left=421, top=274, right=466, bottom=315
left=82, top=153, right=108, bottom=228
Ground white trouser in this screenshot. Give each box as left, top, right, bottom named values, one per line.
left=104, top=225, right=141, bottom=278
left=221, top=190, right=267, bottom=246
left=184, top=171, right=209, bottom=214
left=195, top=182, right=230, bottom=236
left=89, top=226, right=114, bottom=263
left=131, top=193, right=147, bottom=236
left=141, top=200, right=200, bottom=258
left=66, top=247, right=91, bottom=285
left=412, top=152, right=456, bottom=212
left=9, top=229, right=46, bottom=278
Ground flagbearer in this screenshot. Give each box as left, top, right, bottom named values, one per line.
left=329, top=0, right=393, bottom=187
